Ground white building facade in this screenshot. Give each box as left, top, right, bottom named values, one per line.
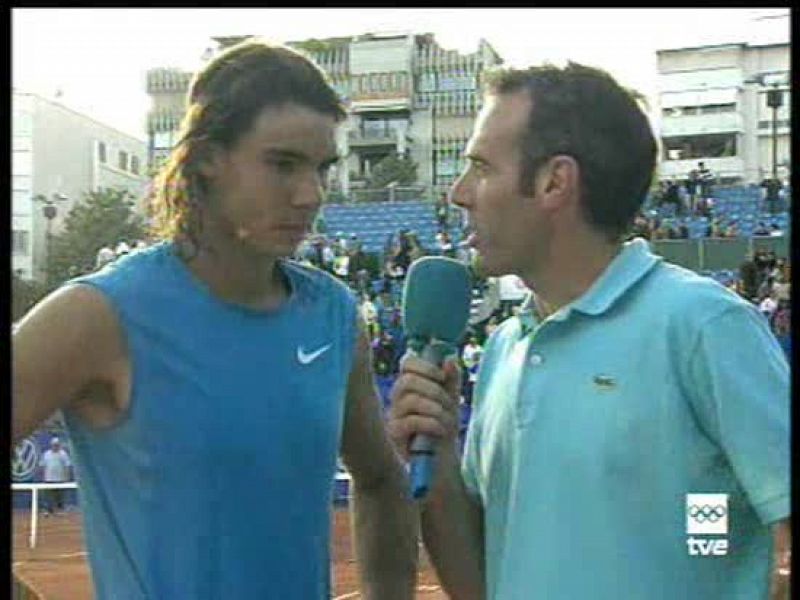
left=656, top=39, right=790, bottom=185
left=145, top=32, right=503, bottom=200
left=12, top=90, right=148, bottom=281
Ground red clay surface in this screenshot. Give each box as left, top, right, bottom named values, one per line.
left=12, top=508, right=449, bottom=599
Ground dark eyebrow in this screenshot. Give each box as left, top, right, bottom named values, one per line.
left=262, top=148, right=339, bottom=167
left=262, top=149, right=307, bottom=161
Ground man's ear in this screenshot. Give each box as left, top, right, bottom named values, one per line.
left=538, top=155, right=580, bottom=210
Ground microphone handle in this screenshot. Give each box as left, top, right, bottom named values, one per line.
left=409, top=340, right=455, bottom=500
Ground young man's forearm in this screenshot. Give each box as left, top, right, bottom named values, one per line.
left=351, top=462, right=419, bottom=600
left=769, top=519, right=791, bottom=600
left=420, top=445, right=486, bottom=600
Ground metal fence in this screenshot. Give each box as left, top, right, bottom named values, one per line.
left=651, top=236, right=789, bottom=272
left=332, top=186, right=430, bottom=204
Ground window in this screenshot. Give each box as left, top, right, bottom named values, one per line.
left=758, top=119, right=791, bottom=129
left=662, top=133, right=737, bottom=161
left=439, top=75, right=457, bottom=91
left=118, top=150, right=128, bottom=171
left=664, top=104, right=737, bottom=118
left=98, top=142, right=107, bottom=163
left=417, top=72, right=436, bottom=93
left=130, top=155, right=140, bottom=175
left=699, top=103, right=736, bottom=114
left=153, top=131, right=172, bottom=150
left=13, top=230, right=29, bottom=255
left=362, top=119, right=388, bottom=138
left=437, top=154, right=458, bottom=177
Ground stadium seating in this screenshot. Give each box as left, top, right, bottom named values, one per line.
left=321, top=200, right=459, bottom=254
left=320, top=186, right=789, bottom=254
left=648, top=185, right=790, bottom=239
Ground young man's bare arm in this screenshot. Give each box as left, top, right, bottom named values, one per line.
left=340, top=320, right=418, bottom=600
left=13, top=284, right=126, bottom=444
left=419, top=444, right=486, bottom=600
left=769, top=518, right=791, bottom=600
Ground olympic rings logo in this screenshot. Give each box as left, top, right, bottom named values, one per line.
left=688, top=504, right=727, bottom=523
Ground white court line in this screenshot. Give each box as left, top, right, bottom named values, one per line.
left=51, top=551, right=88, bottom=559
left=15, top=551, right=87, bottom=562
left=333, top=584, right=441, bottom=599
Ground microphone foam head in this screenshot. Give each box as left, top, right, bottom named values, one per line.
left=402, top=256, right=472, bottom=344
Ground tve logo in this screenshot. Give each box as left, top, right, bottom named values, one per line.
left=686, top=493, right=729, bottom=556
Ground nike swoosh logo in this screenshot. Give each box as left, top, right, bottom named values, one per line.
left=297, top=343, right=332, bottom=365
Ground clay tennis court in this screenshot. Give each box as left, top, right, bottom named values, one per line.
left=12, top=508, right=449, bottom=599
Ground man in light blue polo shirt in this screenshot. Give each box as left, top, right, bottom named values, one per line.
left=389, top=63, right=790, bottom=599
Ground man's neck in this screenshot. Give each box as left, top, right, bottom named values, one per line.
left=522, top=230, right=622, bottom=318
left=180, top=231, right=288, bottom=311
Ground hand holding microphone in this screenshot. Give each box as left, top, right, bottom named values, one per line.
left=389, top=257, right=472, bottom=500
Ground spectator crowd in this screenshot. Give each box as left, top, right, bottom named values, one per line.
left=93, top=184, right=790, bottom=413
left=738, top=250, right=791, bottom=357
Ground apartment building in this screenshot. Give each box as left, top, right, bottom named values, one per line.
left=12, top=90, right=148, bottom=280
left=656, top=28, right=790, bottom=185
left=144, top=31, right=503, bottom=197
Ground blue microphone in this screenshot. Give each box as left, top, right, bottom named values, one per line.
left=401, top=256, right=472, bottom=500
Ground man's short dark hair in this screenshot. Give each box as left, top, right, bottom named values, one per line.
left=483, top=62, right=657, bottom=240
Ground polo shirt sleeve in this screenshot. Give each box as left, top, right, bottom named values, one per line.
left=685, top=302, right=790, bottom=525
left=460, top=337, right=497, bottom=502
left=461, top=409, right=481, bottom=500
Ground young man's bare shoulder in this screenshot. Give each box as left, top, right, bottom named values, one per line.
left=20, top=283, right=124, bottom=351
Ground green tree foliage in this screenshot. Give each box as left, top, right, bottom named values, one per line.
left=12, top=272, right=50, bottom=322
left=46, top=187, right=146, bottom=288
left=293, top=39, right=331, bottom=54
left=367, top=153, right=418, bottom=190
left=292, top=37, right=350, bottom=55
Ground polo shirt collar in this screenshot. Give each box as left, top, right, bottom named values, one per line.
left=517, top=238, right=662, bottom=337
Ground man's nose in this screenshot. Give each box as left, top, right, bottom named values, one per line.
left=449, top=171, right=472, bottom=210
left=293, top=171, right=324, bottom=210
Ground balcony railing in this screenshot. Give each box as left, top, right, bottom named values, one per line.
left=651, top=236, right=789, bottom=272
left=348, top=129, right=398, bottom=145
left=660, top=113, right=743, bottom=136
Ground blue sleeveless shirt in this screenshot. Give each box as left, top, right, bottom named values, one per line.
left=62, top=242, right=358, bottom=599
